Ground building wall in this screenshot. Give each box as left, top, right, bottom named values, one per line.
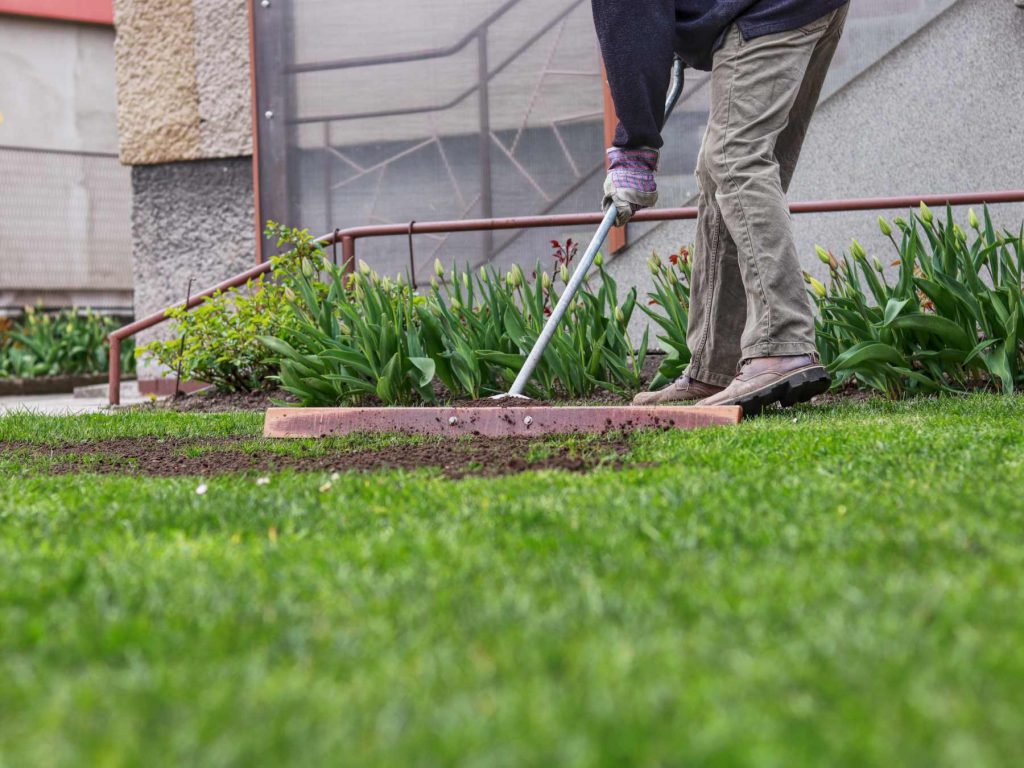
left=0, top=13, right=132, bottom=310
left=606, top=0, right=1024, bottom=346
left=111, top=0, right=254, bottom=378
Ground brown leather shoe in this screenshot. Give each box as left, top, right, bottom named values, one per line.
left=632, top=374, right=724, bottom=406
left=695, top=355, right=830, bottom=416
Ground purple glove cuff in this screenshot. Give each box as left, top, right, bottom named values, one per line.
left=606, top=147, right=659, bottom=193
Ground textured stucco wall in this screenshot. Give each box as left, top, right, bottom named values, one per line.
left=113, top=0, right=256, bottom=376
left=131, top=158, right=254, bottom=377
left=606, top=0, right=1024, bottom=346
left=113, top=0, right=252, bottom=165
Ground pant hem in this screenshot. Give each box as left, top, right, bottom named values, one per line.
left=740, top=341, right=818, bottom=360
left=685, top=364, right=735, bottom=388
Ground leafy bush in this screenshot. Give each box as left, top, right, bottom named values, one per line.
left=257, top=228, right=646, bottom=406
left=811, top=205, right=1024, bottom=396
left=139, top=222, right=315, bottom=392
left=0, top=307, right=134, bottom=378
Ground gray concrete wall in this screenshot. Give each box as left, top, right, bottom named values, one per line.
left=0, top=15, right=132, bottom=309
left=131, top=158, right=254, bottom=377
left=0, top=15, right=119, bottom=152
left=606, top=0, right=1024, bottom=346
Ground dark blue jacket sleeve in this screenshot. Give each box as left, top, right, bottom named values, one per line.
left=591, top=0, right=675, bottom=150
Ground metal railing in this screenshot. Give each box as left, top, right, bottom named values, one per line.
left=108, top=188, right=1024, bottom=404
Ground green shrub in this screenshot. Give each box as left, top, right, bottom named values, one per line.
left=139, top=277, right=287, bottom=392
left=0, top=307, right=134, bottom=378
left=811, top=205, right=1024, bottom=397
left=138, top=222, right=316, bottom=392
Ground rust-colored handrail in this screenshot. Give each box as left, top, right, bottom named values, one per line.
left=108, top=189, right=1024, bottom=405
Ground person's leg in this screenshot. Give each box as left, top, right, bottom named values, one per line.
left=632, top=141, right=739, bottom=405
left=684, top=137, right=747, bottom=388
left=694, top=7, right=848, bottom=414
left=701, top=9, right=846, bottom=362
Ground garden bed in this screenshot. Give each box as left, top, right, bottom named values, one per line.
left=0, top=373, right=109, bottom=397
left=0, top=433, right=635, bottom=479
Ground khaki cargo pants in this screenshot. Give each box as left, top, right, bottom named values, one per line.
left=686, top=5, right=849, bottom=387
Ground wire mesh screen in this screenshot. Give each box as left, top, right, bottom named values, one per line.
left=256, top=0, right=958, bottom=278
left=0, top=145, right=133, bottom=312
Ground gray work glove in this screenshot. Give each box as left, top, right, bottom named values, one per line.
left=602, top=147, right=659, bottom=227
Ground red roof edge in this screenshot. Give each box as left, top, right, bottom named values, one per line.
left=0, top=0, right=114, bottom=26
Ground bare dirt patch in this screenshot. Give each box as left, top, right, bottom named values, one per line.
left=3, top=435, right=635, bottom=480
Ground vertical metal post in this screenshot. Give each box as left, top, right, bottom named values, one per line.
left=477, top=30, right=495, bottom=260
left=323, top=122, right=333, bottom=235
left=342, top=235, right=356, bottom=274
left=108, top=336, right=121, bottom=406
left=251, top=0, right=292, bottom=259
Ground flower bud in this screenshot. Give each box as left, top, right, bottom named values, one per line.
left=462, top=271, right=470, bottom=289
left=968, top=208, right=980, bottom=230
left=647, top=254, right=662, bottom=276
left=953, top=224, right=967, bottom=243
left=434, top=258, right=445, bottom=278
left=815, top=246, right=836, bottom=270
left=614, top=305, right=625, bottom=324
left=560, top=265, right=570, bottom=283
left=359, top=260, right=371, bottom=276
left=919, top=201, right=933, bottom=225
left=808, top=276, right=827, bottom=298
left=594, top=252, right=604, bottom=268
left=509, top=264, right=524, bottom=289
left=450, top=298, right=462, bottom=312
left=893, top=216, right=908, bottom=231
left=479, top=266, right=488, bottom=282
left=301, top=258, right=314, bottom=277
left=873, top=256, right=884, bottom=273
left=541, top=271, right=552, bottom=290
left=850, top=240, right=867, bottom=263
left=430, top=276, right=439, bottom=289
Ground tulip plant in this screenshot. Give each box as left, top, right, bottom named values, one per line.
left=809, top=204, right=1024, bottom=396
left=251, top=227, right=645, bottom=406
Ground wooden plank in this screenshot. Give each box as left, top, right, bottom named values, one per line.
left=264, top=405, right=742, bottom=439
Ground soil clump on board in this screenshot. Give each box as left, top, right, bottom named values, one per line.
left=4, top=434, right=635, bottom=480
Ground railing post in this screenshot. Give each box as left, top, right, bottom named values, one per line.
left=342, top=235, right=356, bottom=273
left=477, top=29, right=494, bottom=260
left=108, top=336, right=121, bottom=406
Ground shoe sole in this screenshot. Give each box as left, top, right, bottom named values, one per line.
left=719, top=366, right=831, bottom=418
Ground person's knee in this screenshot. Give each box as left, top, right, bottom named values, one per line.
left=703, top=132, right=778, bottom=191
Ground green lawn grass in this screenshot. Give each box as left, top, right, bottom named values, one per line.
left=2, top=396, right=1024, bottom=767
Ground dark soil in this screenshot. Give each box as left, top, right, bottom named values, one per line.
left=3, top=434, right=635, bottom=480
left=150, top=389, right=297, bottom=413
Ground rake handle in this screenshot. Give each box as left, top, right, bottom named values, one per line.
left=503, top=58, right=685, bottom=398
